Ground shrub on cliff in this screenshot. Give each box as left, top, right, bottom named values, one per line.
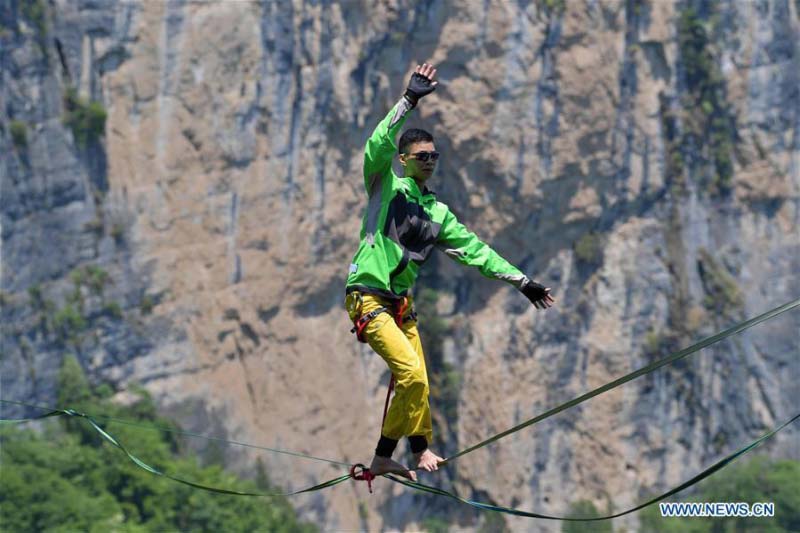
left=63, top=87, right=107, bottom=148
left=677, top=6, right=736, bottom=196
left=562, top=500, right=612, bottom=532
left=639, top=455, right=800, bottom=532
left=10, top=120, right=28, bottom=148
left=574, top=232, right=604, bottom=267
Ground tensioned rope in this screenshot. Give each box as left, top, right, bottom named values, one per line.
left=2, top=297, right=798, bottom=518
left=388, top=411, right=800, bottom=520
left=0, top=398, right=349, bottom=467
left=2, top=399, right=796, bottom=518
left=439, top=296, right=800, bottom=465
left=0, top=405, right=352, bottom=497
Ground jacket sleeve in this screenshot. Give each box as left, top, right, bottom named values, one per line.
left=436, top=207, right=529, bottom=289
left=363, top=97, right=414, bottom=195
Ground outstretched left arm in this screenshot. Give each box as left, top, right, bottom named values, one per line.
left=436, top=208, right=555, bottom=309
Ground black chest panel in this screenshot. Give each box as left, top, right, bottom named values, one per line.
left=384, top=192, right=441, bottom=264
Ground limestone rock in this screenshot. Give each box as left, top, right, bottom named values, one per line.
left=2, top=0, right=798, bottom=531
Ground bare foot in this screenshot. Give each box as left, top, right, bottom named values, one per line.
left=414, top=449, right=444, bottom=472
left=369, top=455, right=417, bottom=482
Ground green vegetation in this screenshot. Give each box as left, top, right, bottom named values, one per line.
left=696, top=249, right=742, bottom=318
left=20, top=0, right=47, bottom=37
left=658, top=88, right=689, bottom=195
left=10, top=120, right=28, bottom=148
left=0, top=356, right=316, bottom=532
left=436, top=361, right=462, bottom=424
left=421, top=516, right=450, bottom=533
left=542, top=0, right=566, bottom=15
left=478, top=512, right=509, bottom=533
left=63, top=87, right=107, bottom=148
left=139, top=294, right=155, bottom=315
left=562, top=500, right=612, bottom=532
left=66, top=264, right=112, bottom=310
left=640, top=456, right=800, bottom=532
left=28, top=284, right=56, bottom=333
left=677, top=6, right=736, bottom=196
left=111, top=222, right=126, bottom=243
left=103, top=301, right=123, bottom=319
left=85, top=265, right=112, bottom=299
left=27, top=284, right=44, bottom=309
left=644, top=329, right=663, bottom=357
left=19, top=0, right=49, bottom=56
left=83, top=217, right=104, bottom=235
left=574, top=232, right=604, bottom=266
left=25, top=266, right=120, bottom=345
left=52, top=303, right=87, bottom=342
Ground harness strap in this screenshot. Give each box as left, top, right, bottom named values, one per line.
left=382, top=375, right=395, bottom=428
left=349, top=297, right=417, bottom=343
left=393, top=297, right=410, bottom=327
left=350, top=307, right=389, bottom=343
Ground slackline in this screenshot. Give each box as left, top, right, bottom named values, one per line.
left=440, top=296, right=800, bottom=465
left=0, top=405, right=351, bottom=496
left=386, top=412, right=799, bottom=520
left=0, top=398, right=348, bottom=467
left=2, top=401, right=796, bottom=520
left=1, top=297, right=797, bottom=518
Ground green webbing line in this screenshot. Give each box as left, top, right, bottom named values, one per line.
left=0, top=407, right=352, bottom=497
left=388, top=412, right=800, bottom=520
left=0, top=398, right=349, bottom=467
left=1, top=298, right=796, bottom=508
left=442, top=297, right=800, bottom=465
left=0, top=409, right=63, bottom=425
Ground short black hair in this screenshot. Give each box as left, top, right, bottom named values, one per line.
left=398, top=128, right=434, bottom=154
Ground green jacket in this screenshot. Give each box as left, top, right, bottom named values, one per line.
left=345, top=98, right=528, bottom=300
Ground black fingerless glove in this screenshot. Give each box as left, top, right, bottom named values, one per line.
left=404, top=72, right=436, bottom=106
left=520, top=279, right=549, bottom=309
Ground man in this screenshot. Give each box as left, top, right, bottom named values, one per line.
left=345, top=63, right=555, bottom=482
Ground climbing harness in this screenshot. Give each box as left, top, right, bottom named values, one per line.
left=351, top=306, right=389, bottom=342
left=349, top=293, right=416, bottom=343
left=346, top=292, right=418, bottom=486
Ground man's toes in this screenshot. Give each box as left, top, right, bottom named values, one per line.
left=401, top=469, right=417, bottom=482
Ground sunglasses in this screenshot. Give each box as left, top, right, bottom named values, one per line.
left=406, top=151, right=440, bottom=162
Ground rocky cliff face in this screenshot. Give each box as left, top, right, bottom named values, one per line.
left=2, top=0, right=798, bottom=531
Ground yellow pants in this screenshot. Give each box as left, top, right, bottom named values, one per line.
left=345, top=292, right=433, bottom=445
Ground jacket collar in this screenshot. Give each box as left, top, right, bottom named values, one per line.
left=402, top=176, right=436, bottom=200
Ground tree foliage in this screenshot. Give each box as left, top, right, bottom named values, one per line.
left=562, top=500, right=612, bottom=533
left=0, top=356, right=317, bottom=532
left=10, top=120, right=28, bottom=148
left=63, top=87, right=107, bottom=148
left=640, top=455, right=800, bottom=532
left=677, top=6, right=736, bottom=195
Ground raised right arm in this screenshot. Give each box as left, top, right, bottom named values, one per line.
left=363, top=63, right=438, bottom=195
left=363, top=97, right=414, bottom=195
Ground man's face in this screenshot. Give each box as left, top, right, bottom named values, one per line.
left=400, top=141, right=439, bottom=182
